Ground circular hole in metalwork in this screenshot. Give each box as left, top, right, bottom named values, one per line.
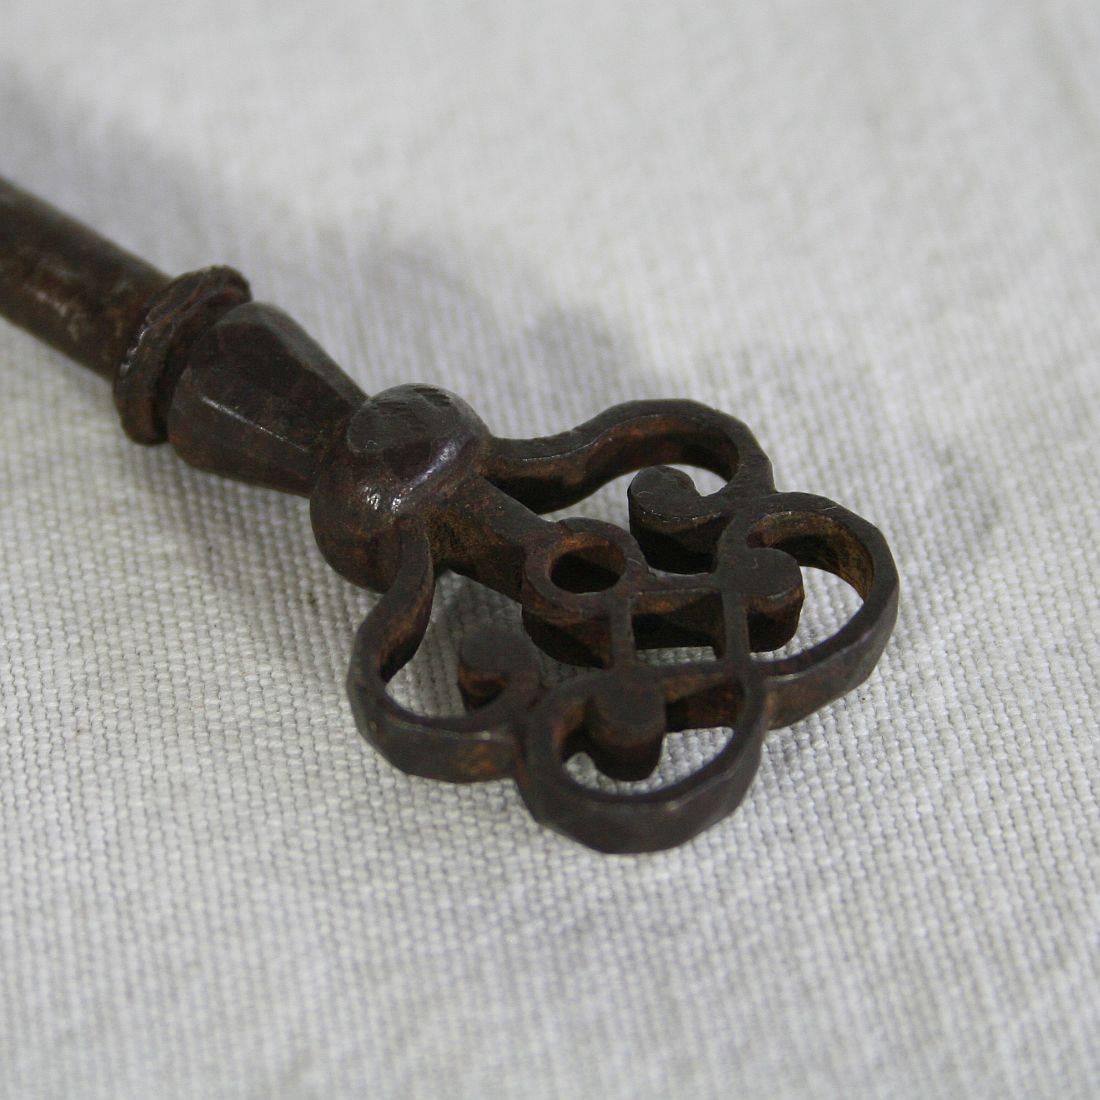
left=549, top=539, right=627, bottom=592
left=765, top=566, right=863, bottom=657
left=563, top=727, right=737, bottom=792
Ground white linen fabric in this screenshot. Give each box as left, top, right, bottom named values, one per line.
left=1, top=2, right=1098, bottom=1096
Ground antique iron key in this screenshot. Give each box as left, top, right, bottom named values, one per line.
left=0, top=178, right=898, bottom=852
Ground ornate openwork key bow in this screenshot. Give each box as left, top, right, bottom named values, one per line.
left=0, top=178, right=898, bottom=852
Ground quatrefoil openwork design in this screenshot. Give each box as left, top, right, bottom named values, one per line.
left=323, top=386, right=900, bottom=852
left=150, top=296, right=901, bottom=854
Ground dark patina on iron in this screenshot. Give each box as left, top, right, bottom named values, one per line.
left=0, top=177, right=898, bottom=852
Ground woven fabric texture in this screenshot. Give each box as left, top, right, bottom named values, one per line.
left=1, top=2, right=1098, bottom=1096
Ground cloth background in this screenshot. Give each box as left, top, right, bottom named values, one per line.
left=1, top=1, right=1097, bottom=1096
